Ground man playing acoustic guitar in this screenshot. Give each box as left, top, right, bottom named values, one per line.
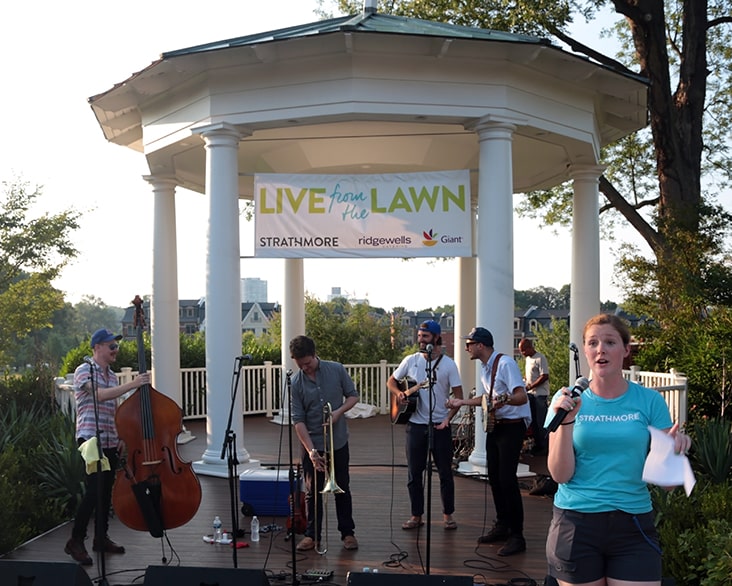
left=387, top=320, right=463, bottom=531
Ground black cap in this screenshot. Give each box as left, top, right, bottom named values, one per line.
left=462, top=327, right=494, bottom=347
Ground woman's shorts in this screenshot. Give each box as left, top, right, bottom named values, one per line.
left=545, top=506, right=662, bottom=584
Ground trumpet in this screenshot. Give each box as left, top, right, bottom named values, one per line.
left=314, top=402, right=343, bottom=555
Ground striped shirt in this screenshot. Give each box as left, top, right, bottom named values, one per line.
left=73, top=360, right=120, bottom=449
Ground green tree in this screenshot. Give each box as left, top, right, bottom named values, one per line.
left=0, top=179, right=80, bottom=366
left=532, top=317, right=571, bottom=393
left=322, top=0, right=732, bottom=321
left=515, top=285, right=570, bottom=310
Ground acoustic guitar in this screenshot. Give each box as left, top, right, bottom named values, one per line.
left=390, top=377, right=421, bottom=424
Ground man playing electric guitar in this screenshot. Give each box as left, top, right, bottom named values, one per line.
left=387, top=320, right=463, bottom=531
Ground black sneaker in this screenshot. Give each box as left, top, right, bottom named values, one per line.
left=498, top=534, right=526, bottom=556
left=477, top=524, right=510, bottom=543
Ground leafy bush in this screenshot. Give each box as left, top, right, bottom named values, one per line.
left=652, top=418, right=732, bottom=585
left=688, top=418, right=732, bottom=483
left=0, top=371, right=81, bottom=554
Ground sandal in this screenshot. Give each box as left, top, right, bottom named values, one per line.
left=444, top=519, right=458, bottom=530
left=402, top=518, right=424, bottom=530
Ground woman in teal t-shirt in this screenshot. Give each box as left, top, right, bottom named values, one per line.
left=544, top=313, right=691, bottom=586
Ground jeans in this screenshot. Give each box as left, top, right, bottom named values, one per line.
left=405, top=423, right=455, bottom=517
left=485, top=421, right=525, bottom=534
left=302, top=443, right=355, bottom=540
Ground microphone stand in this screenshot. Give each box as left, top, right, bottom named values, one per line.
left=284, top=370, right=300, bottom=586
left=220, top=355, right=248, bottom=568
left=424, top=347, right=435, bottom=575
left=571, top=345, right=582, bottom=380
left=88, top=360, right=109, bottom=586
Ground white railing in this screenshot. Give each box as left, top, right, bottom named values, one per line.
left=623, top=366, right=688, bottom=426
left=55, top=362, right=687, bottom=424
left=66, top=361, right=399, bottom=419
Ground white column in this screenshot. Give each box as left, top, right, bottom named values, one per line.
left=569, top=165, right=604, bottom=380
left=455, top=204, right=477, bottom=395
left=144, top=176, right=181, bottom=407
left=192, top=122, right=254, bottom=475
left=272, top=258, right=305, bottom=425
left=456, top=257, right=477, bottom=394
left=468, top=118, right=518, bottom=471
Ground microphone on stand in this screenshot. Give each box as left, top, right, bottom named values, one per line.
left=238, top=354, right=253, bottom=361
left=425, top=343, right=434, bottom=356
left=546, top=376, right=590, bottom=432
left=569, top=342, right=579, bottom=353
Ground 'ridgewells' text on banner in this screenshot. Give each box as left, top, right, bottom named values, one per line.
left=254, top=170, right=472, bottom=258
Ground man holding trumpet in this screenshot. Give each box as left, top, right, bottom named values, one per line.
left=290, top=335, right=360, bottom=552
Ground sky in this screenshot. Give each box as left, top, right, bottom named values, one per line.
left=1, top=1, right=642, bottom=312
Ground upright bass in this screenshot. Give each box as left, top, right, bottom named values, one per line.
left=112, top=295, right=202, bottom=537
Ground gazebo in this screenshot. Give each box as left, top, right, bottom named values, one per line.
left=89, top=1, right=648, bottom=475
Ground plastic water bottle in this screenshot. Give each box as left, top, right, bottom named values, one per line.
left=250, top=516, right=260, bottom=542
left=213, top=516, right=223, bottom=543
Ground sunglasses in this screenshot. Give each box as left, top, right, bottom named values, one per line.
left=108, top=343, right=119, bottom=351
left=465, top=342, right=478, bottom=348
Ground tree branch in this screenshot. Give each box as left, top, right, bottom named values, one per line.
left=599, top=175, right=665, bottom=253
left=707, top=16, right=732, bottom=29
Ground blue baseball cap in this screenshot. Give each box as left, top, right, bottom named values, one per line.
left=418, top=320, right=441, bottom=336
left=462, top=327, right=494, bottom=347
left=91, top=328, right=122, bottom=348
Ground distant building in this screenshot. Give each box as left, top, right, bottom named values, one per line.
left=327, top=286, right=368, bottom=305
left=241, top=278, right=268, bottom=303
left=120, top=298, right=280, bottom=338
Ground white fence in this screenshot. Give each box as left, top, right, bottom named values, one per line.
left=623, top=365, right=689, bottom=426
left=55, top=362, right=688, bottom=424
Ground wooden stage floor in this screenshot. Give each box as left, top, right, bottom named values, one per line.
left=1, top=414, right=555, bottom=585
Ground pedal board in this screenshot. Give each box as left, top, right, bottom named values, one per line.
left=303, top=568, right=334, bottom=581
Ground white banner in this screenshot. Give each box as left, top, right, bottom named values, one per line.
left=254, top=170, right=472, bottom=258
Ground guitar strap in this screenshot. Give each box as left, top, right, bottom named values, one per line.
left=484, top=353, right=504, bottom=434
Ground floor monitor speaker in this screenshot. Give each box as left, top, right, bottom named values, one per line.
left=346, top=572, right=473, bottom=586
left=0, top=561, right=93, bottom=586
left=143, top=565, right=270, bottom=586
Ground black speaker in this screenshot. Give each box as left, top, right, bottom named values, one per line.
left=143, top=565, right=270, bottom=586
left=347, top=572, right=472, bottom=586
left=0, top=561, right=93, bottom=586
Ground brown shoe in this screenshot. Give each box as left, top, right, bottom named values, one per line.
left=93, top=536, right=126, bottom=554
left=296, top=536, right=315, bottom=551
left=65, top=538, right=92, bottom=565
left=343, top=535, right=358, bottom=550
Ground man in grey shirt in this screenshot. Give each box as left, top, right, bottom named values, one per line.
left=519, top=337, right=550, bottom=455
left=290, top=335, right=359, bottom=552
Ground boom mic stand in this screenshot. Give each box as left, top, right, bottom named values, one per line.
left=284, top=370, right=300, bottom=586
left=424, top=346, right=435, bottom=575
left=220, top=355, right=250, bottom=568
left=87, top=359, right=109, bottom=586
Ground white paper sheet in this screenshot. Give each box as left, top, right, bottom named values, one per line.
left=642, top=426, right=696, bottom=496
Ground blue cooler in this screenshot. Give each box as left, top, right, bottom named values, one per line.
left=239, top=468, right=292, bottom=517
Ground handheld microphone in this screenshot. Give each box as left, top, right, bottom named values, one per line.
left=546, top=376, right=589, bottom=432
left=569, top=342, right=579, bottom=353
left=83, top=355, right=93, bottom=365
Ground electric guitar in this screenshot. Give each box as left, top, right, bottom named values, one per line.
left=390, top=377, right=421, bottom=424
